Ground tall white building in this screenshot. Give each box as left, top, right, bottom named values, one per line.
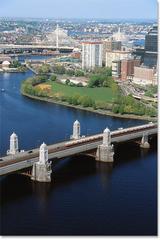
left=82, top=42, right=103, bottom=70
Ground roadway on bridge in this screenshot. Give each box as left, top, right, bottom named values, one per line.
left=0, top=123, right=157, bottom=176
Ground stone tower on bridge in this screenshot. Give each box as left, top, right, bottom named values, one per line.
left=96, top=128, right=114, bottom=162
left=70, top=120, right=81, bottom=140
left=31, top=143, right=52, bottom=182
left=7, top=132, right=19, bottom=155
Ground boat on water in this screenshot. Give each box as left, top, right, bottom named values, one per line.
left=1, top=89, right=5, bottom=92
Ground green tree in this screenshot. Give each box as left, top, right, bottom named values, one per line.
left=53, top=65, right=65, bottom=74
left=88, top=75, right=101, bottom=87
left=65, top=79, right=70, bottom=85
left=79, top=96, right=94, bottom=107
left=65, top=69, right=75, bottom=76
left=71, top=94, right=80, bottom=105
left=10, top=60, right=21, bottom=68
left=38, top=64, right=51, bottom=74
left=75, top=70, right=85, bottom=77
left=50, top=75, right=57, bottom=81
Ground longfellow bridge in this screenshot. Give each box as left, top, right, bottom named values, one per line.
left=0, top=121, right=157, bottom=182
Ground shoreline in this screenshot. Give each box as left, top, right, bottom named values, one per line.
left=21, top=91, right=157, bottom=122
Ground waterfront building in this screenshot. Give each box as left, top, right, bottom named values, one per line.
left=70, top=51, right=81, bottom=59
left=132, top=47, right=145, bottom=63
left=102, top=38, right=121, bottom=64
left=82, top=41, right=103, bottom=70
left=2, top=60, right=10, bottom=69
left=143, top=25, right=158, bottom=67
left=82, top=42, right=103, bottom=69
left=133, top=66, right=157, bottom=85
left=106, top=50, right=131, bottom=67
left=0, top=55, right=11, bottom=68
left=112, top=60, right=121, bottom=79
left=121, top=58, right=141, bottom=81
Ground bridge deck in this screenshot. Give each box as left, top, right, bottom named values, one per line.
left=0, top=44, right=74, bottom=50
left=0, top=123, right=157, bottom=176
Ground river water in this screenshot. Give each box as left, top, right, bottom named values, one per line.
left=0, top=67, right=157, bottom=235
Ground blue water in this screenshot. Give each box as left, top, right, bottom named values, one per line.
left=0, top=71, right=157, bottom=235
left=133, top=39, right=145, bottom=47
left=12, top=55, right=53, bottom=63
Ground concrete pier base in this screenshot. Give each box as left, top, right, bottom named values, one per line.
left=96, top=144, right=114, bottom=162
left=140, top=142, right=150, bottom=149
left=31, top=142, right=52, bottom=182
left=96, top=127, right=114, bottom=162
left=31, top=162, right=52, bottom=182
left=140, top=133, right=150, bottom=149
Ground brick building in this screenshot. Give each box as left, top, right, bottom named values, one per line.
left=121, top=59, right=141, bottom=81
left=133, top=66, right=157, bottom=85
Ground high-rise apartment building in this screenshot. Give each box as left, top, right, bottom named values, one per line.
left=82, top=42, right=103, bottom=70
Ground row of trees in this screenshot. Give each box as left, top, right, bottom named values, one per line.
left=21, top=75, right=49, bottom=97
left=9, top=60, right=27, bottom=72
left=91, top=66, right=112, bottom=76
left=38, top=64, right=113, bottom=79
left=10, top=60, right=21, bottom=68
left=52, top=65, right=85, bottom=76
left=38, top=63, right=85, bottom=77
left=144, top=85, right=158, bottom=98
left=112, top=95, right=157, bottom=117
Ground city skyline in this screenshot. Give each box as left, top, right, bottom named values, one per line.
left=0, top=0, right=157, bottom=19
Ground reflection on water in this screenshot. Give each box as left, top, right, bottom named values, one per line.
left=1, top=138, right=157, bottom=235
left=96, top=162, right=113, bottom=188
left=32, top=182, right=52, bottom=212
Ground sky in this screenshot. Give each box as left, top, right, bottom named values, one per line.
left=0, top=0, right=157, bottom=19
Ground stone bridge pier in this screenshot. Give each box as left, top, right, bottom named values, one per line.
left=140, top=132, right=150, bottom=149
left=96, top=128, right=114, bottom=162
left=31, top=143, right=52, bottom=182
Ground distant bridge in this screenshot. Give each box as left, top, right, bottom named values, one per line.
left=0, top=122, right=157, bottom=182
left=0, top=44, right=74, bottom=53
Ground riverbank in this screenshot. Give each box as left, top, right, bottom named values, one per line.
left=0, top=68, right=27, bottom=73
left=21, top=91, right=157, bottom=121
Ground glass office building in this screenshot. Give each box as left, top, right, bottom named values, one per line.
left=144, top=25, right=158, bottom=67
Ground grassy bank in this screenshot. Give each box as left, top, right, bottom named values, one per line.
left=21, top=75, right=157, bottom=120
left=21, top=91, right=157, bottom=122
left=49, top=81, right=114, bottom=102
